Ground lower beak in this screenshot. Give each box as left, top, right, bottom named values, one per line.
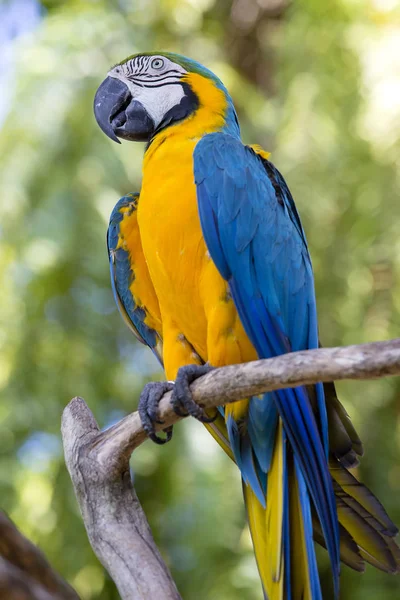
left=93, top=76, right=155, bottom=143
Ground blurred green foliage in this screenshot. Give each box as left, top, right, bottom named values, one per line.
left=0, top=0, right=400, bottom=598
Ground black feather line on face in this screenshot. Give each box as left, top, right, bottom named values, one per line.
left=128, top=74, right=182, bottom=87
left=128, top=71, right=183, bottom=83
left=132, top=69, right=183, bottom=80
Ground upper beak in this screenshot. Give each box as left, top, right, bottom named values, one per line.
left=93, top=76, right=155, bottom=143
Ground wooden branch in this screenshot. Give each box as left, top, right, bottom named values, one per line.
left=62, top=399, right=182, bottom=600
left=0, top=512, right=79, bottom=600
left=62, top=337, right=400, bottom=600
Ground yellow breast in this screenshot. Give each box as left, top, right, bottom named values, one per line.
left=138, top=136, right=211, bottom=357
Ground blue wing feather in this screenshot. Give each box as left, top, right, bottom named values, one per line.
left=194, top=133, right=340, bottom=596
left=107, top=193, right=162, bottom=365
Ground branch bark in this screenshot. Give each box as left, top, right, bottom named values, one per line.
left=62, top=337, right=400, bottom=600
left=0, top=512, right=79, bottom=600
left=62, top=399, right=182, bottom=600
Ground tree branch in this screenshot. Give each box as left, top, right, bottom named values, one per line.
left=62, top=337, right=400, bottom=600
left=88, top=338, right=400, bottom=467
left=0, top=512, right=79, bottom=600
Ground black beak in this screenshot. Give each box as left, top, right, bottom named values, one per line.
left=93, top=76, right=155, bottom=143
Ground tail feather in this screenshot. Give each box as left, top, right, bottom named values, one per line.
left=204, top=387, right=400, bottom=598
left=291, top=458, right=321, bottom=600
left=271, top=386, right=340, bottom=593
left=330, top=459, right=398, bottom=536
left=244, top=420, right=322, bottom=600
left=388, top=536, right=400, bottom=563
left=312, top=518, right=365, bottom=573
left=244, top=483, right=283, bottom=600
left=266, top=419, right=285, bottom=585
left=289, top=474, right=312, bottom=600
left=358, top=546, right=398, bottom=573
left=328, top=458, right=400, bottom=574
left=242, top=434, right=400, bottom=598
left=335, top=490, right=398, bottom=573
left=324, top=381, right=364, bottom=464
left=243, top=419, right=285, bottom=600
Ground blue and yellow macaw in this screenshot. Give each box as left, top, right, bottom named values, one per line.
left=95, top=53, right=400, bottom=598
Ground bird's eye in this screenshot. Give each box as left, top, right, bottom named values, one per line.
left=151, top=58, right=164, bottom=70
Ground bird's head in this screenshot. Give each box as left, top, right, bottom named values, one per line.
left=93, top=52, right=239, bottom=144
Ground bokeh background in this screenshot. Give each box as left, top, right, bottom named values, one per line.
left=0, top=0, right=400, bottom=598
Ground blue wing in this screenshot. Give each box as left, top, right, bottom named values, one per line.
left=194, top=133, right=340, bottom=597
left=107, top=193, right=163, bottom=365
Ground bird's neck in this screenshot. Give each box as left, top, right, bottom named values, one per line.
left=144, top=72, right=240, bottom=163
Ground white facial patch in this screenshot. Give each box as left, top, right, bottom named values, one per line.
left=122, top=83, right=185, bottom=129
left=108, top=55, right=188, bottom=129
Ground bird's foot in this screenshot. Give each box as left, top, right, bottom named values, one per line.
left=171, top=364, right=217, bottom=422
left=138, top=381, right=174, bottom=444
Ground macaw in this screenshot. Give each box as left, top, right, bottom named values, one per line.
left=94, top=52, right=400, bottom=598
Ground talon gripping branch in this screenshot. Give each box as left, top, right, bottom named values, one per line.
left=94, top=52, right=400, bottom=599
